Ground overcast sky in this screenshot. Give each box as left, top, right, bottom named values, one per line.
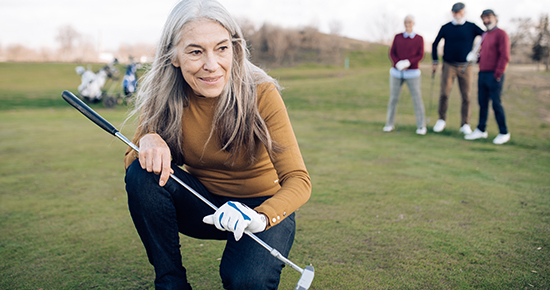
left=1, top=0, right=549, bottom=51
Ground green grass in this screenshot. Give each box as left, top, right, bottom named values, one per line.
left=1, top=56, right=549, bottom=289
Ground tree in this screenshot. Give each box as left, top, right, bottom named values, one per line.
left=531, top=14, right=550, bottom=71
left=328, top=20, right=343, bottom=36
left=509, top=18, right=534, bottom=54
left=368, top=12, right=401, bottom=45
left=56, top=25, right=81, bottom=61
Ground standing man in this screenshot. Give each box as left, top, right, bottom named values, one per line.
left=383, top=15, right=426, bottom=135
left=465, top=9, right=511, bottom=144
left=432, top=2, right=484, bottom=134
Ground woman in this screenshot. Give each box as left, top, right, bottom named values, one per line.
left=123, top=0, right=311, bottom=289
left=383, top=15, right=426, bottom=135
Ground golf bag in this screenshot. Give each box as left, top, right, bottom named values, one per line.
left=122, top=58, right=141, bottom=99
left=75, top=59, right=119, bottom=107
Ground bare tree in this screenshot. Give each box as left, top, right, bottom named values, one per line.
left=329, top=20, right=344, bottom=36
left=5, top=44, right=40, bottom=62
left=368, top=12, right=401, bottom=45
left=56, top=25, right=81, bottom=61
left=531, top=14, right=550, bottom=71
left=509, top=18, right=534, bottom=53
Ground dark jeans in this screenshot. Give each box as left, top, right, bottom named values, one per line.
left=476, top=72, right=508, bottom=134
left=125, top=160, right=296, bottom=290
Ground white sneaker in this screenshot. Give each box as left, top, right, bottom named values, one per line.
left=493, top=133, right=510, bottom=145
left=464, top=128, right=488, bottom=140
left=383, top=125, right=394, bottom=132
left=416, top=127, right=427, bottom=135
left=460, top=124, right=473, bottom=135
left=433, top=119, right=446, bottom=132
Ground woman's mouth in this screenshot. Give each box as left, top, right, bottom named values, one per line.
left=199, top=76, right=222, bottom=84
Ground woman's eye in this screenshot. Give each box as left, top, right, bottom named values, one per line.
left=218, top=46, right=229, bottom=52
left=189, top=50, right=201, bottom=56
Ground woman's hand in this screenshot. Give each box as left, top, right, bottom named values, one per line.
left=203, top=201, right=267, bottom=241
left=139, top=133, right=173, bottom=186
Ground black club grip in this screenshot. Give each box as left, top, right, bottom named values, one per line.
left=61, top=90, right=119, bottom=136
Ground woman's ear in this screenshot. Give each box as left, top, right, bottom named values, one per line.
left=171, top=57, right=180, bottom=68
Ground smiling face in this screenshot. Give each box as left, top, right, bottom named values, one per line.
left=481, top=14, right=497, bottom=28
left=452, top=9, right=466, bottom=21
left=404, top=17, right=414, bottom=33
left=172, top=20, right=233, bottom=98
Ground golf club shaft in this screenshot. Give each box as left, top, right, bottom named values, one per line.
left=428, top=71, right=435, bottom=125
left=461, top=62, right=470, bottom=74
left=62, top=90, right=306, bottom=275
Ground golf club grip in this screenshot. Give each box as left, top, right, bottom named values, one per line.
left=62, top=90, right=118, bottom=136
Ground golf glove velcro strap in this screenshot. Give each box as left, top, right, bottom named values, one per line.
left=395, top=59, right=411, bottom=71
left=203, top=201, right=267, bottom=241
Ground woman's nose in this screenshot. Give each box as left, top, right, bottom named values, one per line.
left=202, top=53, right=220, bottom=72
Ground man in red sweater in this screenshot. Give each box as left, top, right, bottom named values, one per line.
left=465, top=9, right=511, bottom=144
left=383, top=15, right=426, bottom=135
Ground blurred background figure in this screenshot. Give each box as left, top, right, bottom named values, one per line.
left=431, top=2, right=484, bottom=135
left=383, top=15, right=426, bottom=135
left=465, top=9, right=511, bottom=144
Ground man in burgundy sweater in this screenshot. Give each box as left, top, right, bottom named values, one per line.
left=383, top=15, right=426, bottom=135
left=465, top=9, right=511, bottom=144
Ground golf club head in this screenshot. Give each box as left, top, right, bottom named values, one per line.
left=294, top=265, right=314, bottom=290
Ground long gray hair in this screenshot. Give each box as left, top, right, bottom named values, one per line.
left=128, top=0, right=282, bottom=166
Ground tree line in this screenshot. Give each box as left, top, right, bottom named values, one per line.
left=0, top=14, right=548, bottom=70
left=509, top=14, right=550, bottom=70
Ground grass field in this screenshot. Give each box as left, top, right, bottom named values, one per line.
left=1, top=55, right=549, bottom=290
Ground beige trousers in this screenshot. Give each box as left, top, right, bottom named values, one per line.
left=438, top=62, right=473, bottom=126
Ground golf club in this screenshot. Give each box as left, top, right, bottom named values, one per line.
left=61, top=90, right=314, bottom=290
left=460, top=62, right=471, bottom=74
left=427, top=70, right=435, bottom=125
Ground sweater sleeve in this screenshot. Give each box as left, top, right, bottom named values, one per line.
left=389, top=35, right=400, bottom=66
left=475, top=23, right=484, bottom=37
left=432, top=26, right=444, bottom=62
left=409, top=35, right=425, bottom=66
left=495, top=30, right=510, bottom=80
left=253, top=84, right=312, bottom=228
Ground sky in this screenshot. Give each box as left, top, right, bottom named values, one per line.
left=1, top=0, right=549, bottom=52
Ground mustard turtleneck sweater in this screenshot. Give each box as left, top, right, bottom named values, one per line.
left=124, top=83, right=311, bottom=228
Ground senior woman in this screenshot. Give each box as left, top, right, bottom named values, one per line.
left=383, top=15, right=426, bottom=135
left=123, top=0, right=311, bottom=289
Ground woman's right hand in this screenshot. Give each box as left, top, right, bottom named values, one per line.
left=139, top=133, right=173, bottom=186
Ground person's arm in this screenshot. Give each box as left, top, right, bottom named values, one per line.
left=389, top=35, right=400, bottom=66
left=124, top=124, right=173, bottom=186
left=408, top=35, right=425, bottom=66
left=253, top=83, right=312, bottom=229
left=474, top=23, right=484, bottom=37
left=432, top=26, right=445, bottom=71
left=494, top=30, right=511, bottom=81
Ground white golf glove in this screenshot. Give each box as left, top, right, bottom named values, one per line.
left=202, top=201, right=267, bottom=241
left=395, top=59, right=411, bottom=71
left=466, top=51, right=477, bottom=62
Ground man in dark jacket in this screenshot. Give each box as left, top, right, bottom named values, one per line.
left=432, top=2, right=484, bottom=135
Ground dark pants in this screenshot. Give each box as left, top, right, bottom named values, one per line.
left=476, top=72, right=508, bottom=134
left=125, top=160, right=295, bottom=290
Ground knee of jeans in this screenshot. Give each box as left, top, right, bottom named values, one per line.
left=125, top=160, right=160, bottom=198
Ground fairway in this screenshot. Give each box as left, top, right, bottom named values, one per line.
left=1, top=60, right=549, bottom=289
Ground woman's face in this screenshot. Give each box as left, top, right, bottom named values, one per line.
left=172, top=20, right=233, bottom=98
left=404, top=18, right=414, bottom=32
